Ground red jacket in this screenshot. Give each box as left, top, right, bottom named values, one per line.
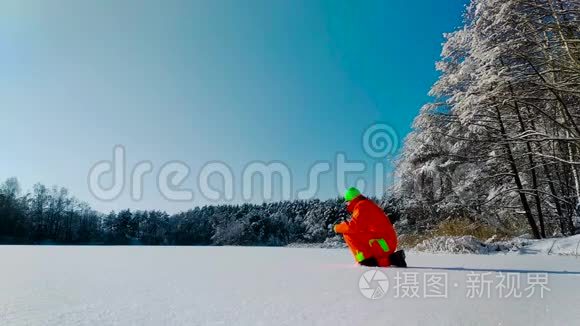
left=334, top=196, right=397, bottom=265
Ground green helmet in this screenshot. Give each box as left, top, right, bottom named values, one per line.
left=344, top=187, right=361, bottom=202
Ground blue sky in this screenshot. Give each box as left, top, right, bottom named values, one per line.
left=1, top=0, right=467, bottom=213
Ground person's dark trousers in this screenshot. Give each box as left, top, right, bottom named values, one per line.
left=359, top=251, right=407, bottom=268
left=359, top=257, right=379, bottom=267
left=389, top=250, right=407, bottom=268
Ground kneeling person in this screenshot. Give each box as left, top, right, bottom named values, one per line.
left=334, top=187, right=406, bottom=267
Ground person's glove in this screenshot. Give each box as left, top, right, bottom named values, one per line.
left=334, top=222, right=348, bottom=234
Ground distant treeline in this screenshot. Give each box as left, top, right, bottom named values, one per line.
left=0, top=177, right=397, bottom=246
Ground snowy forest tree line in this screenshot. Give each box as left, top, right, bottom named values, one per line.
left=0, top=177, right=399, bottom=245
left=394, top=0, right=580, bottom=239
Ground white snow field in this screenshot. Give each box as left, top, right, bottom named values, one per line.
left=1, top=246, right=580, bottom=326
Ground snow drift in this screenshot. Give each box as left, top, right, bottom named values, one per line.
left=412, top=235, right=580, bottom=256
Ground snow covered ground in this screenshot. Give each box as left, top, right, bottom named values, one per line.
left=412, top=234, right=580, bottom=255
left=521, top=235, right=580, bottom=255
left=1, top=246, right=579, bottom=325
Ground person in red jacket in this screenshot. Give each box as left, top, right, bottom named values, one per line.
left=334, top=187, right=406, bottom=267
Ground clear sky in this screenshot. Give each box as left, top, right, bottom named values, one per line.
left=1, top=0, right=467, bottom=213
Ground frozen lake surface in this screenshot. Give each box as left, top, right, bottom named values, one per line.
left=1, top=246, right=579, bottom=325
